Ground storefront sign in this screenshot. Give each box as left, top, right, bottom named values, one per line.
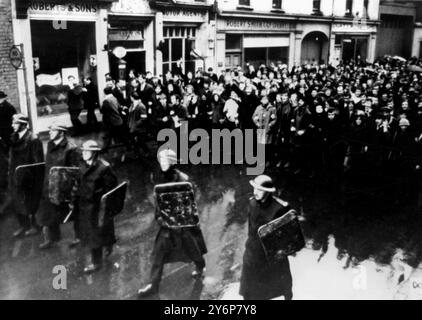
left=9, top=45, right=23, bottom=70
left=109, top=29, right=144, bottom=41
left=163, top=9, right=206, bottom=23
left=27, top=2, right=99, bottom=16
left=219, top=18, right=291, bottom=32
left=111, top=0, right=150, bottom=14
left=332, top=23, right=376, bottom=34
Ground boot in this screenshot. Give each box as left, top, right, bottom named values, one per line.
left=137, top=284, right=158, bottom=298
left=39, top=227, right=54, bottom=250
left=13, top=227, right=25, bottom=238
left=192, top=267, right=206, bottom=279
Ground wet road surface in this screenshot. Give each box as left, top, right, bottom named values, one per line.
left=1, top=137, right=422, bottom=300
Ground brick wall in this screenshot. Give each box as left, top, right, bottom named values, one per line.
left=0, top=0, right=20, bottom=111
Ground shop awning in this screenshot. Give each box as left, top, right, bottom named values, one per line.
left=243, top=36, right=290, bottom=48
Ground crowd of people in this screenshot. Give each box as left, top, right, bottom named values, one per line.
left=97, top=57, right=422, bottom=204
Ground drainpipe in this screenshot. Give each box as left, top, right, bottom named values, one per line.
left=327, top=0, right=335, bottom=64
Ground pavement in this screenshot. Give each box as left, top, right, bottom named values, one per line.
left=1, top=131, right=422, bottom=300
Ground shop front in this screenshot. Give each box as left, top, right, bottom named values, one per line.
left=216, top=15, right=295, bottom=72
left=330, top=22, right=378, bottom=65
left=108, top=0, right=155, bottom=80
left=13, top=0, right=114, bottom=133
left=156, top=5, right=213, bottom=76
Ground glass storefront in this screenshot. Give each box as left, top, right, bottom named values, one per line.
left=335, top=34, right=369, bottom=63
left=31, top=20, right=97, bottom=117
left=162, top=26, right=197, bottom=75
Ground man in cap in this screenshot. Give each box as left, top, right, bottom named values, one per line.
left=240, top=175, right=293, bottom=300
left=138, top=148, right=207, bottom=298
left=38, top=123, right=81, bottom=249
left=8, top=114, right=44, bottom=237
left=72, top=140, right=118, bottom=273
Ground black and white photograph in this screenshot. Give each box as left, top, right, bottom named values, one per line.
left=1, top=0, right=422, bottom=303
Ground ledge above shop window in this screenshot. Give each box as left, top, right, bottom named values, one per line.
left=271, top=9, right=285, bottom=14
left=311, top=10, right=323, bottom=16
left=236, top=5, right=253, bottom=11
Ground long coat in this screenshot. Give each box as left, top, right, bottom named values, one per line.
left=253, top=104, right=277, bottom=145
left=240, top=196, right=293, bottom=300
left=38, top=138, right=80, bottom=227
left=152, top=168, right=207, bottom=265
left=8, top=130, right=44, bottom=216
left=74, top=158, right=118, bottom=249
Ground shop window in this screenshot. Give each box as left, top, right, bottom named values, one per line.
left=226, top=34, right=242, bottom=51
left=312, top=0, right=322, bottom=14
left=345, top=0, right=353, bottom=17
left=30, top=20, right=97, bottom=117
left=163, top=26, right=197, bottom=74
left=363, top=0, right=369, bottom=18
left=272, top=0, right=283, bottom=10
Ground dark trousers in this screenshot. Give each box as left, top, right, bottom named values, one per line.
left=86, top=107, right=98, bottom=125
left=130, top=132, right=151, bottom=156
left=150, top=255, right=205, bottom=290
left=104, top=125, right=131, bottom=150
left=16, top=214, right=31, bottom=230
left=91, top=247, right=103, bottom=266
left=69, top=109, right=83, bottom=133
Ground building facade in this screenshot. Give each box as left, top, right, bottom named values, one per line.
left=215, top=0, right=380, bottom=72
left=9, top=0, right=383, bottom=132
left=1, top=0, right=19, bottom=109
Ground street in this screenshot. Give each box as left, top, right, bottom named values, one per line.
left=1, top=140, right=422, bottom=300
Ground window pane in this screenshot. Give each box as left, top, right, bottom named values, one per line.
left=185, top=39, right=194, bottom=60
left=163, top=63, right=170, bottom=75
left=163, top=39, right=170, bottom=62
left=226, top=34, right=242, bottom=50
left=272, top=0, right=282, bottom=9
left=172, top=38, right=183, bottom=62
left=239, top=0, right=250, bottom=6
left=185, top=61, right=196, bottom=74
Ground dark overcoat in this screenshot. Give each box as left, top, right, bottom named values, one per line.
left=239, top=196, right=293, bottom=300
left=152, top=168, right=208, bottom=264
left=75, top=158, right=118, bottom=249
left=8, top=130, right=44, bottom=216
left=37, top=138, right=80, bottom=226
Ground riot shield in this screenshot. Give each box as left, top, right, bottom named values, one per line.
left=154, top=182, right=199, bottom=228
left=99, top=181, right=128, bottom=227
left=258, top=209, right=305, bottom=264
left=15, top=162, right=45, bottom=192
left=48, top=167, right=80, bottom=205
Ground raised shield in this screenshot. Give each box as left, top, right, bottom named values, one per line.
left=258, top=209, right=305, bottom=264
left=15, top=162, right=45, bottom=192
left=154, top=182, right=199, bottom=228
left=99, top=181, right=128, bottom=227
left=48, top=167, right=80, bottom=205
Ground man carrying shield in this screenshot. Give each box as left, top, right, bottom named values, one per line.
left=38, top=123, right=81, bottom=249
left=8, top=114, right=44, bottom=237
left=138, top=149, right=208, bottom=298
left=239, top=175, right=294, bottom=300
left=72, top=140, right=118, bottom=273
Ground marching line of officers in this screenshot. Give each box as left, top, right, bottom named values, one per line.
left=4, top=113, right=119, bottom=274
left=2, top=113, right=295, bottom=300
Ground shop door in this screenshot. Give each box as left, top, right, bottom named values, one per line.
left=30, top=20, right=96, bottom=117
left=342, top=38, right=355, bottom=63
left=244, top=48, right=266, bottom=69
left=225, top=53, right=241, bottom=69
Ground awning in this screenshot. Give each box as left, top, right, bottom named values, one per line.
left=243, top=36, right=290, bottom=48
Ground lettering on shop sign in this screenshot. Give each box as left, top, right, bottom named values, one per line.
left=111, top=0, right=147, bottom=14
left=163, top=9, right=206, bottom=21
left=332, top=23, right=376, bottom=33
left=223, top=19, right=290, bottom=31
left=27, top=2, right=99, bottom=14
